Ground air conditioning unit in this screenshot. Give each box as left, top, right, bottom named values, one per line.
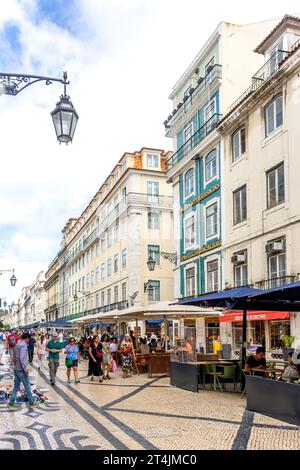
left=231, top=253, right=246, bottom=263
left=267, top=241, right=284, bottom=253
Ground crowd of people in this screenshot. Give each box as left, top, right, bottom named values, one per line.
left=0, top=327, right=167, bottom=409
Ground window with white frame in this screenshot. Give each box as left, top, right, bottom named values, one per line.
left=107, top=258, right=111, bottom=277
left=101, top=263, right=105, bottom=280
left=265, top=94, right=283, bottom=137
left=122, top=248, right=127, bottom=269
left=148, top=245, right=160, bottom=265
left=206, top=202, right=218, bottom=238
left=122, top=160, right=127, bottom=173
left=233, top=185, right=247, bottom=225
left=148, top=280, right=160, bottom=302
left=205, top=149, right=217, bottom=182
left=233, top=251, right=248, bottom=287
left=107, top=288, right=111, bottom=305
left=147, top=154, right=159, bottom=168
left=205, top=57, right=215, bottom=85
left=114, top=221, right=119, bottom=242
left=122, top=282, right=127, bottom=301
left=184, top=123, right=193, bottom=151
left=204, top=98, right=216, bottom=132
left=267, top=162, right=284, bottom=209
left=232, top=126, right=246, bottom=161
left=148, top=211, right=160, bottom=230
left=184, top=85, right=193, bottom=110
left=101, top=290, right=105, bottom=306
left=184, top=214, right=195, bottom=248
left=122, top=187, right=127, bottom=207
left=185, top=266, right=196, bottom=297
left=267, top=238, right=286, bottom=286
left=114, top=285, right=118, bottom=303
left=114, top=254, right=119, bottom=273
left=184, top=168, right=194, bottom=198
left=147, top=181, right=159, bottom=203
left=207, top=259, right=219, bottom=292
left=95, top=293, right=99, bottom=307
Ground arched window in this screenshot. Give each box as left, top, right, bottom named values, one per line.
left=184, top=168, right=194, bottom=197
left=265, top=94, right=283, bottom=137
left=232, top=126, right=246, bottom=161
left=205, top=149, right=217, bottom=181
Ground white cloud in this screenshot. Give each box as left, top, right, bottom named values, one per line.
left=1, top=0, right=300, bottom=302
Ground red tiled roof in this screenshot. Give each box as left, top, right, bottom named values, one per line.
left=254, top=14, right=300, bottom=53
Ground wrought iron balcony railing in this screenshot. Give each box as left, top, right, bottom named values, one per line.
left=168, top=113, right=222, bottom=169
left=254, top=275, right=295, bottom=291
left=63, top=300, right=129, bottom=322
left=164, top=64, right=222, bottom=132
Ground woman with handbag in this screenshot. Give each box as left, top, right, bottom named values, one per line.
left=88, top=335, right=103, bottom=383
left=101, top=334, right=112, bottom=380
left=64, top=337, right=80, bottom=384
left=120, top=334, right=134, bottom=379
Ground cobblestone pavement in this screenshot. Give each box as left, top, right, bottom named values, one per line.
left=1, top=344, right=300, bottom=450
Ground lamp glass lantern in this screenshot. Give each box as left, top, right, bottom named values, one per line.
left=147, top=255, right=156, bottom=272
left=10, top=272, right=17, bottom=287
left=51, top=95, right=79, bottom=144
left=73, top=293, right=78, bottom=302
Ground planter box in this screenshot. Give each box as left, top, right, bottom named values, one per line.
left=170, top=362, right=199, bottom=393
left=246, top=375, right=300, bottom=426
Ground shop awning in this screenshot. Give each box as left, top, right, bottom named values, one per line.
left=220, top=310, right=290, bottom=323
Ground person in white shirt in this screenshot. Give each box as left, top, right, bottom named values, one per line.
left=37, top=334, right=47, bottom=370
left=58, top=332, right=64, bottom=344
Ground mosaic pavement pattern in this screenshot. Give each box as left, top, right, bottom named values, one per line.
left=1, top=343, right=300, bottom=450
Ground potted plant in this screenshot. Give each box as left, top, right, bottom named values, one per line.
left=281, top=335, right=295, bottom=361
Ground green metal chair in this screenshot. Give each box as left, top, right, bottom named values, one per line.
left=218, top=365, right=237, bottom=392
left=241, top=369, right=253, bottom=396
left=205, top=364, right=223, bottom=392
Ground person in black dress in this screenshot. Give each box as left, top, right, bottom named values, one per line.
left=88, top=335, right=103, bottom=382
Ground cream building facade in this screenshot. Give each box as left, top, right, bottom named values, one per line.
left=165, top=17, right=279, bottom=353
left=56, top=148, right=174, bottom=337
left=218, top=15, right=300, bottom=358
left=44, top=257, right=60, bottom=322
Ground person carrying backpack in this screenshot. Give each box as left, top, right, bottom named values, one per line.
left=5, top=330, right=19, bottom=365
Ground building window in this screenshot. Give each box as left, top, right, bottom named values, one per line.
left=185, top=267, right=196, bottom=297
left=207, top=260, right=219, bottom=292
left=204, top=98, right=216, bottom=132
left=206, top=202, right=218, bottom=238
left=122, top=248, right=127, bottom=269
left=101, top=263, right=105, bottom=280
left=114, top=285, right=118, bottom=303
left=270, top=320, right=290, bottom=349
left=232, top=126, right=246, bottom=161
left=101, top=291, right=105, bottom=306
left=122, top=282, right=127, bottom=301
left=107, top=258, right=111, bottom=277
left=232, top=251, right=248, bottom=287
left=148, top=280, right=160, bottom=302
left=101, top=237, right=105, bottom=252
left=184, top=214, right=195, bottom=249
left=122, top=187, right=127, bottom=207
left=265, top=94, right=283, bottom=137
left=205, top=149, right=217, bottom=182
left=183, top=86, right=192, bottom=110
left=267, top=238, right=286, bottom=286
left=107, top=289, right=111, bottom=305
left=114, top=172, right=119, bottom=184
left=148, top=211, right=160, bottom=230
left=114, top=222, right=119, bottom=242
left=184, top=168, right=194, bottom=198
left=147, top=181, right=159, bottom=203
left=147, top=154, right=159, bottom=168
left=148, top=245, right=160, bottom=265
left=95, top=293, right=99, bottom=307
left=205, top=57, right=215, bottom=85
left=233, top=185, right=247, bottom=225
left=267, top=163, right=284, bottom=208
left=122, top=160, right=127, bottom=173
left=184, top=123, right=193, bottom=151
left=114, top=254, right=119, bottom=273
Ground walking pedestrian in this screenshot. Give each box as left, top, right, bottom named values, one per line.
left=88, top=335, right=103, bottom=383
left=5, top=329, right=19, bottom=365
left=101, top=334, right=112, bottom=380
left=28, top=334, right=36, bottom=364
left=120, top=334, right=134, bottom=378
left=46, top=332, right=63, bottom=386
left=8, top=333, right=38, bottom=409
left=37, top=334, right=46, bottom=370
left=64, top=337, right=80, bottom=384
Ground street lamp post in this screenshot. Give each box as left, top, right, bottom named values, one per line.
left=0, top=269, right=17, bottom=286
left=73, top=290, right=90, bottom=302
left=0, top=70, right=78, bottom=143
left=147, top=252, right=178, bottom=271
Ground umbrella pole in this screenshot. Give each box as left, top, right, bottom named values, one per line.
left=241, top=309, right=247, bottom=390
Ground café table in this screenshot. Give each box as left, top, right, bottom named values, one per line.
left=251, top=367, right=283, bottom=379
left=185, top=360, right=233, bottom=390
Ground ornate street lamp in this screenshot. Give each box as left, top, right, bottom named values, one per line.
left=51, top=72, right=79, bottom=144
left=10, top=270, right=17, bottom=287
left=0, top=70, right=78, bottom=143
left=73, top=293, right=78, bottom=302
left=147, top=255, right=156, bottom=272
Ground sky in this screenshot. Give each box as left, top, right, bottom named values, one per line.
left=1, top=0, right=300, bottom=304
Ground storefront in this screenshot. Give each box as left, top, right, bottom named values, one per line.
left=205, top=317, right=220, bottom=353
left=220, top=311, right=290, bottom=359
left=145, top=319, right=162, bottom=339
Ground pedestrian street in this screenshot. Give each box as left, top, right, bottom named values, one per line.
left=1, top=346, right=300, bottom=450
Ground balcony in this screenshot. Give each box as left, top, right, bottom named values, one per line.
left=254, top=275, right=296, bottom=291
left=164, top=64, right=222, bottom=136
left=225, top=48, right=291, bottom=117
left=82, top=227, right=99, bottom=250
left=64, top=300, right=129, bottom=322
left=168, top=113, right=222, bottom=170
